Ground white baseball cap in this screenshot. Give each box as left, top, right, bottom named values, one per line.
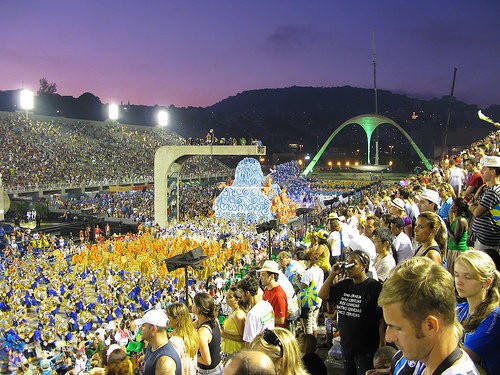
left=134, top=309, right=168, bottom=328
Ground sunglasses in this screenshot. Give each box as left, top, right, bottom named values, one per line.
left=263, top=328, right=283, bottom=357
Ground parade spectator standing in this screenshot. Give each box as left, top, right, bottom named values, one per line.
left=470, top=156, right=500, bottom=251
left=308, top=230, right=331, bottom=273
left=222, top=350, right=275, bottom=375
left=447, top=158, right=465, bottom=196
left=298, top=254, right=324, bottom=337
left=135, top=310, right=181, bottom=375
left=278, top=251, right=305, bottom=284
left=416, top=189, right=441, bottom=214
left=88, top=347, right=133, bottom=375
left=250, top=328, right=309, bottom=375
left=413, top=212, right=446, bottom=265
left=446, top=198, right=471, bottom=275
left=298, top=333, right=328, bottom=375
left=327, top=212, right=358, bottom=257
left=437, top=183, right=456, bottom=221
left=455, top=251, right=499, bottom=375
left=238, top=277, right=275, bottom=344
left=363, top=215, right=381, bottom=240
left=318, top=250, right=384, bottom=375
left=379, top=257, right=479, bottom=375
left=193, top=292, right=222, bottom=375
left=166, top=302, right=198, bottom=375
left=372, top=228, right=396, bottom=283
left=220, top=287, right=246, bottom=358
left=390, top=218, right=413, bottom=264
left=327, top=213, right=344, bottom=264
left=463, top=157, right=484, bottom=202
left=389, top=198, right=412, bottom=238
left=257, top=261, right=288, bottom=328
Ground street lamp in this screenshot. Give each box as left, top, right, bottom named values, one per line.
left=389, top=145, right=394, bottom=159
left=108, top=103, right=119, bottom=121
left=20, top=89, right=34, bottom=112
left=157, top=109, right=169, bottom=128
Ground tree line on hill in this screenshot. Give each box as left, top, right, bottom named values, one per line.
left=1, top=84, right=499, bottom=169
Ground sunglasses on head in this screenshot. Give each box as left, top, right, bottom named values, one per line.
left=263, top=328, right=283, bottom=357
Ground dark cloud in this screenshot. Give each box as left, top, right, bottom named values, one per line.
left=266, top=25, right=317, bottom=53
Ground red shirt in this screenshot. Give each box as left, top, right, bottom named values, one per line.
left=263, top=285, right=288, bottom=328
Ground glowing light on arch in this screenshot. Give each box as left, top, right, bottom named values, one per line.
left=302, top=114, right=432, bottom=176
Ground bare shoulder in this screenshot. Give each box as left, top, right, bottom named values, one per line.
left=155, top=355, right=177, bottom=375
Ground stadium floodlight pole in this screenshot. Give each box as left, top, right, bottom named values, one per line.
left=157, top=109, right=169, bottom=131
left=20, top=89, right=34, bottom=117
left=108, top=103, right=119, bottom=121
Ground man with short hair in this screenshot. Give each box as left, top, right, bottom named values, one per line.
left=363, top=214, right=380, bottom=239
left=257, top=260, right=288, bottom=328
left=462, top=157, right=484, bottom=202
left=379, top=257, right=479, bottom=375
left=135, top=309, right=181, bottom=375
left=390, top=217, right=414, bottom=264
left=223, top=349, right=275, bottom=375
left=278, top=250, right=305, bottom=283
left=470, top=155, right=500, bottom=251
left=238, top=276, right=275, bottom=343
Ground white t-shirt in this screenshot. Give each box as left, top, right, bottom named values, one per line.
left=243, top=299, right=275, bottom=342
left=328, top=231, right=342, bottom=257
left=394, top=231, right=414, bottom=264
left=301, top=265, right=324, bottom=292
left=374, top=253, right=396, bottom=282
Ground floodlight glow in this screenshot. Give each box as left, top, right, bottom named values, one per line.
left=20, top=89, right=34, bottom=110
left=157, top=110, right=169, bottom=127
left=108, top=103, right=119, bottom=120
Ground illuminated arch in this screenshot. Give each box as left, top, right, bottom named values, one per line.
left=302, top=114, right=432, bottom=175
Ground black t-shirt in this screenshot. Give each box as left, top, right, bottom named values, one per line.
left=328, top=277, right=383, bottom=355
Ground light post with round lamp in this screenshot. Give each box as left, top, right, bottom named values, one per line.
left=20, top=89, right=34, bottom=116
left=157, top=109, right=169, bottom=129
left=108, top=103, right=119, bottom=121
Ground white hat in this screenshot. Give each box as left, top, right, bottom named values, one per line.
left=417, top=189, right=441, bottom=206
left=256, top=260, right=280, bottom=274
left=134, top=309, right=168, bottom=328
left=327, top=212, right=340, bottom=220
left=480, top=155, right=500, bottom=168
left=391, top=198, right=405, bottom=211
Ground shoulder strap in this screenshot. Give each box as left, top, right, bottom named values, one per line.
left=430, top=346, right=462, bottom=375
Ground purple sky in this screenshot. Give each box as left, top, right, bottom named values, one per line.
left=2, top=1, right=499, bottom=108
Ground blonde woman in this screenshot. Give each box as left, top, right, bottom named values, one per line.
left=220, top=287, right=246, bottom=359
left=166, top=302, right=199, bottom=375
left=437, top=182, right=456, bottom=220
left=250, top=327, right=309, bottom=375
left=455, top=251, right=499, bottom=375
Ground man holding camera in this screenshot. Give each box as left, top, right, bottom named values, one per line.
left=319, top=250, right=385, bottom=375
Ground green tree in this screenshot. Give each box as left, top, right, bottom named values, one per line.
left=37, top=78, right=57, bottom=95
